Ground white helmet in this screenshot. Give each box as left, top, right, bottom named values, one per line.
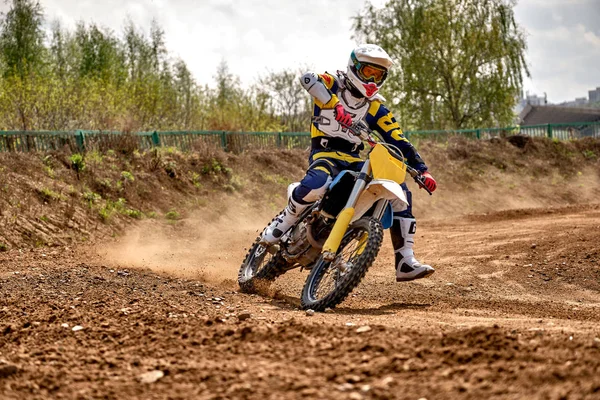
left=346, top=44, right=393, bottom=98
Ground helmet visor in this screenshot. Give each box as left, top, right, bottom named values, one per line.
left=358, top=64, right=387, bottom=84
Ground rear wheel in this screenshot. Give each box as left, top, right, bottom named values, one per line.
left=301, top=217, right=383, bottom=311
left=238, top=238, right=290, bottom=293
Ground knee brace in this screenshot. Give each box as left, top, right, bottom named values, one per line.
left=292, top=166, right=332, bottom=204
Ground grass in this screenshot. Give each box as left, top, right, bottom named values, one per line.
left=202, top=158, right=230, bottom=175
left=98, top=206, right=112, bottom=223
left=121, top=171, right=135, bottom=182
left=70, top=153, right=86, bottom=179
left=259, top=172, right=292, bottom=187
left=44, top=166, right=55, bottom=179
left=98, top=198, right=143, bottom=223
left=164, top=161, right=177, bottom=178
left=188, top=171, right=202, bottom=188
left=582, top=150, right=597, bottom=160
left=86, top=151, right=103, bottom=165
left=37, top=187, right=64, bottom=203
left=122, top=208, right=143, bottom=219
left=83, top=190, right=102, bottom=206
left=165, top=210, right=180, bottom=221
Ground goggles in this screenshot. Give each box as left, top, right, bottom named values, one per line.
left=351, top=52, right=388, bottom=85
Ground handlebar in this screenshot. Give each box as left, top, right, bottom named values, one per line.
left=347, top=121, right=433, bottom=196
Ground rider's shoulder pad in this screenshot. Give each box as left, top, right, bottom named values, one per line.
left=373, top=93, right=386, bottom=103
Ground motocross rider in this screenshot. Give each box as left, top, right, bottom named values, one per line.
left=262, top=44, right=437, bottom=282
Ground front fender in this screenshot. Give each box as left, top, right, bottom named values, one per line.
left=351, top=179, right=408, bottom=223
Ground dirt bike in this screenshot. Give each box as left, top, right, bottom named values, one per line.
left=237, top=122, right=433, bottom=311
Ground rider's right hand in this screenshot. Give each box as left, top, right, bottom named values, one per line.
left=420, top=171, right=437, bottom=192
left=334, top=103, right=353, bottom=128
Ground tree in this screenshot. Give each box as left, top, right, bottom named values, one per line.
left=259, top=68, right=311, bottom=132
left=0, top=0, right=46, bottom=78
left=75, top=22, right=125, bottom=82
left=354, top=0, right=529, bottom=130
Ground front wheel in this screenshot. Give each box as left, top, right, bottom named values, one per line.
left=238, top=238, right=290, bottom=294
left=301, top=217, right=383, bottom=311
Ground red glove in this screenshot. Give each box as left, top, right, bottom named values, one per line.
left=334, top=103, right=353, bottom=128
left=421, top=171, right=437, bottom=192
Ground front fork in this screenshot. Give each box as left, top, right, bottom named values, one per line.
left=321, top=160, right=372, bottom=261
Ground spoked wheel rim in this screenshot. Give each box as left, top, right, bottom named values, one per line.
left=311, top=228, right=369, bottom=302
left=240, top=243, right=275, bottom=282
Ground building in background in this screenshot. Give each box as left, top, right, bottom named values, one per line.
left=514, top=91, right=547, bottom=115
left=559, top=86, right=600, bottom=108
left=519, top=105, right=600, bottom=125
left=514, top=86, right=600, bottom=125
left=589, top=87, right=600, bottom=105
left=518, top=105, right=600, bottom=138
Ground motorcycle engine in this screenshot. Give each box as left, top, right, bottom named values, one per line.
left=282, top=215, right=331, bottom=268
left=285, top=221, right=308, bottom=256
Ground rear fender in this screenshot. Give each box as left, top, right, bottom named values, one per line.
left=351, top=179, right=408, bottom=223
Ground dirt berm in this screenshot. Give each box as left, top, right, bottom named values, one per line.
left=1, top=135, right=599, bottom=399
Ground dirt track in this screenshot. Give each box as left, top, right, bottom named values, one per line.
left=1, top=203, right=600, bottom=399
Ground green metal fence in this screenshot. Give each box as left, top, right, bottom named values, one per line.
left=1, top=121, right=598, bottom=153
left=404, top=121, right=600, bottom=141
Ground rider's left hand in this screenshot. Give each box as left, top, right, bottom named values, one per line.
left=421, top=171, right=437, bottom=192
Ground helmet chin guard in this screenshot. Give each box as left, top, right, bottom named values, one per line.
left=346, top=44, right=393, bottom=98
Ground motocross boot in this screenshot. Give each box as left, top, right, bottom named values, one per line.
left=391, top=217, right=435, bottom=282
left=261, top=196, right=309, bottom=244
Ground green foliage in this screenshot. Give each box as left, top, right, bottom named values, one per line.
left=354, top=0, right=529, bottom=130
left=228, top=175, right=245, bottom=191
left=258, top=68, right=311, bottom=132
left=122, top=208, right=142, bottom=219
left=0, top=0, right=46, bottom=79
left=260, top=172, right=292, bottom=186
left=0, top=1, right=296, bottom=132
left=82, top=190, right=101, bottom=206
left=98, top=205, right=112, bottom=222
left=37, top=187, right=63, bottom=202
left=86, top=150, right=103, bottom=165
left=582, top=150, right=597, bottom=160
left=44, top=165, right=55, bottom=178
left=187, top=171, right=202, bottom=188
left=97, top=178, right=112, bottom=189
left=145, top=211, right=157, bottom=218
left=164, top=161, right=177, bottom=178
left=165, top=209, right=180, bottom=220
left=97, top=197, right=141, bottom=222
left=202, top=158, right=230, bottom=175
left=69, top=153, right=86, bottom=177
left=120, top=170, right=135, bottom=182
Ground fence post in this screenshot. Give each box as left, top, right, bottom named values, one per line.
left=151, top=130, right=161, bottom=147
left=277, top=132, right=282, bottom=148
left=76, top=130, right=86, bottom=152
left=476, top=129, right=481, bottom=139
left=547, top=124, right=553, bottom=139
left=221, top=131, right=228, bottom=151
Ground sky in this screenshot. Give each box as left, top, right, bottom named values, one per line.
left=1, top=0, right=599, bottom=104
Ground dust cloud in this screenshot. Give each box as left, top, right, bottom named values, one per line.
left=99, top=166, right=600, bottom=285
left=99, top=199, right=274, bottom=286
